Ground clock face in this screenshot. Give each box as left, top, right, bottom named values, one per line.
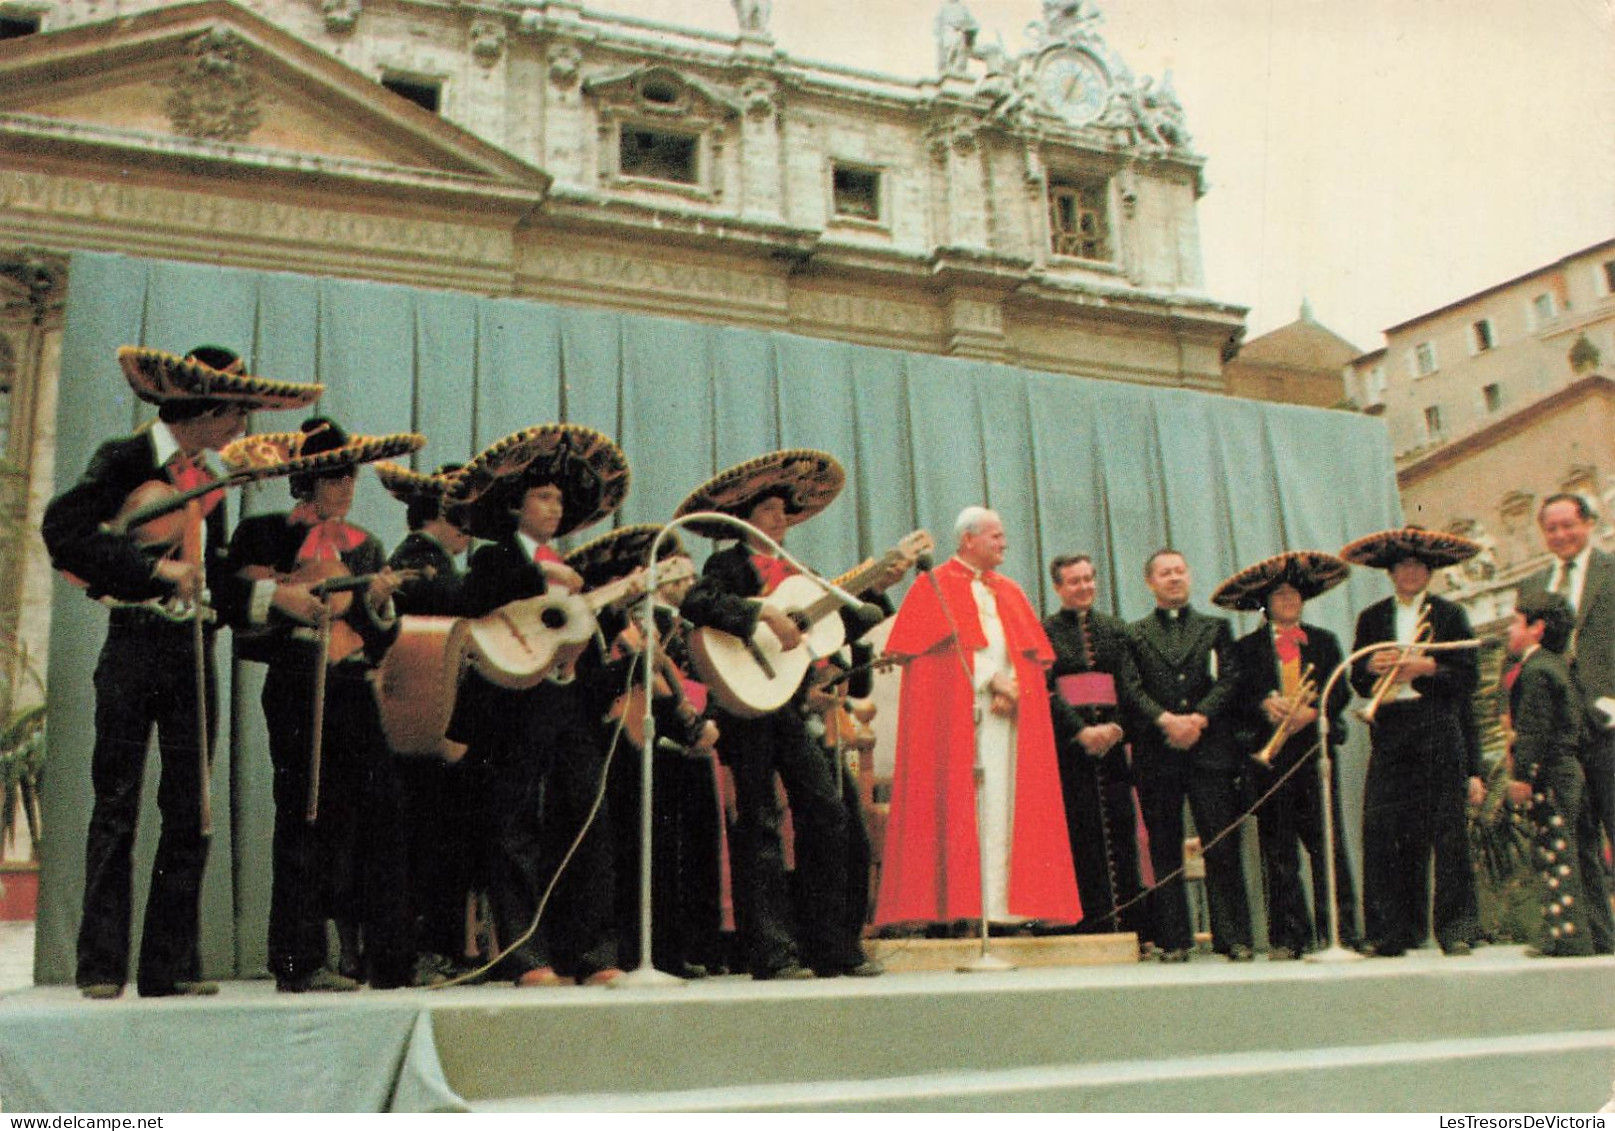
left=1035, top=48, right=1111, bottom=126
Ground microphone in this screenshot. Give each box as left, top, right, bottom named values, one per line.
left=914, top=550, right=935, bottom=573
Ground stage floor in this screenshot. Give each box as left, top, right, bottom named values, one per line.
left=2, top=936, right=1612, bottom=1113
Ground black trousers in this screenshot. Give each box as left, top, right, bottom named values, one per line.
left=715, top=706, right=862, bottom=976
left=1056, top=746, right=1147, bottom=937
left=1135, top=752, right=1252, bottom=952
left=1525, top=759, right=1595, bottom=955
left=1575, top=729, right=1614, bottom=954
left=1360, top=699, right=1478, bottom=952
left=465, top=679, right=618, bottom=981
left=76, top=617, right=215, bottom=993
left=397, top=757, right=476, bottom=961
left=261, top=654, right=411, bottom=986
left=1253, top=744, right=1359, bottom=952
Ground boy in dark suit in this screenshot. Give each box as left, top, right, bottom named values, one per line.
left=1504, top=590, right=1595, bottom=956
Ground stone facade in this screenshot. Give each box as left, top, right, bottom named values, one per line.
left=1222, top=302, right=1358, bottom=408
left=0, top=0, right=1248, bottom=701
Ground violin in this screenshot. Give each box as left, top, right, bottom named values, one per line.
left=239, top=560, right=431, bottom=665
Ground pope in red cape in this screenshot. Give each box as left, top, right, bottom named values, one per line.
left=874, top=506, right=1080, bottom=926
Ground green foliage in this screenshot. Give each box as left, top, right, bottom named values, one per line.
left=1469, top=759, right=1537, bottom=943
left=1568, top=333, right=1602, bottom=375
left=0, top=704, right=45, bottom=860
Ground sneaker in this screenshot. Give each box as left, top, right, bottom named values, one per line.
left=277, top=969, right=360, bottom=993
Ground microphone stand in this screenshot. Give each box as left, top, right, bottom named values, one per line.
left=1307, top=635, right=1481, bottom=964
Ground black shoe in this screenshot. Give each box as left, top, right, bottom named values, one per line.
left=277, top=969, right=360, bottom=993
left=1268, top=946, right=1301, bottom=961
left=753, top=963, right=814, bottom=981
left=672, top=962, right=709, bottom=980
left=1358, top=941, right=1405, bottom=958
left=140, top=980, right=220, bottom=998
left=1157, top=947, right=1191, bottom=964
left=1228, top=944, right=1255, bottom=963
left=79, top=983, right=124, bottom=1000
left=1442, top=941, right=1472, bottom=957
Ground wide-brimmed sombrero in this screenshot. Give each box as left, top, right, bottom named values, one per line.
left=118, top=345, right=322, bottom=412
left=220, top=418, right=425, bottom=482
left=1211, top=550, right=1351, bottom=612
left=674, top=449, right=845, bottom=540
left=448, top=424, right=630, bottom=541
left=565, top=523, right=686, bottom=590
left=375, top=461, right=464, bottom=504
left=1339, top=526, right=1480, bottom=571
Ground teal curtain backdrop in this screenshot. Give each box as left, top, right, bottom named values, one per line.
left=36, top=251, right=1403, bottom=983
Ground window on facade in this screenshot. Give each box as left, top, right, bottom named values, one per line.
left=831, top=164, right=881, bottom=222
left=620, top=127, right=699, bottom=185
left=0, top=13, right=39, bottom=38
left=1363, top=364, right=1387, bottom=405
left=1470, top=319, right=1495, bottom=353
left=1423, top=404, right=1444, bottom=440
left=1048, top=178, right=1111, bottom=261
left=1413, top=341, right=1438, bottom=377
left=1601, top=259, right=1615, bottom=296
left=1483, top=383, right=1504, bottom=413
left=381, top=75, right=441, bottom=114
left=1531, top=292, right=1556, bottom=326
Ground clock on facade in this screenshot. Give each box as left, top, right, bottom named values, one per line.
left=1034, top=47, right=1112, bottom=126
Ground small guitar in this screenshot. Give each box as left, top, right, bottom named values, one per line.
left=455, top=557, right=697, bottom=690
left=690, top=529, right=932, bottom=718
left=239, top=561, right=432, bottom=665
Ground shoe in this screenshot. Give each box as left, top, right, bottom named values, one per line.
left=1268, top=947, right=1300, bottom=961
left=514, top=966, right=564, bottom=988
left=580, top=967, right=624, bottom=986
left=1228, top=944, right=1255, bottom=963
left=1358, top=942, right=1405, bottom=958
left=412, top=953, right=454, bottom=988
left=673, top=963, right=709, bottom=980
left=80, top=983, right=124, bottom=1000
left=1442, top=941, right=1472, bottom=957
left=140, top=980, right=220, bottom=998
left=753, top=963, right=814, bottom=981
left=817, top=959, right=884, bottom=978
left=277, top=969, right=360, bottom=993
left=1157, top=947, right=1191, bottom=964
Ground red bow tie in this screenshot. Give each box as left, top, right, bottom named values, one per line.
left=169, top=452, right=223, bottom=518
left=751, top=553, right=795, bottom=595
left=291, top=503, right=364, bottom=561
left=1274, top=624, right=1309, bottom=663
left=533, top=544, right=562, bottom=566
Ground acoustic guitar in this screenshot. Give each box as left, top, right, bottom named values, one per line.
left=689, top=529, right=931, bottom=718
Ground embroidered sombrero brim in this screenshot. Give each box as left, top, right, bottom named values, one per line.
left=220, top=430, right=425, bottom=479
left=117, top=346, right=322, bottom=411
left=674, top=449, right=845, bottom=540
left=1340, top=527, right=1480, bottom=571
left=374, top=461, right=460, bottom=505
left=449, top=424, right=630, bottom=541
left=1211, top=550, right=1351, bottom=612
left=565, top=523, right=686, bottom=589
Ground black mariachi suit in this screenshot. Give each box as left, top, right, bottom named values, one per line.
left=447, top=534, right=621, bottom=981
left=1043, top=607, right=1148, bottom=937
left=680, top=543, right=878, bottom=977
left=1230, top=621, right=1359, bottom=953
left=1350, top=593, right=1480, bottom=954
left=1126, top=606, right=1251, bottom=953
left=226, top=512, right=410, bottom=987
left=387, top=531, right=471, bottom=968
left=42, top=429, right=250, bottom=994
left=1519, top=548, right=1615, bottom=954
left=1507, top=646, right=1594, bottom=955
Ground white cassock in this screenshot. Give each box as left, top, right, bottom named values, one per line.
left=969, top=570, right=1021, bottom=923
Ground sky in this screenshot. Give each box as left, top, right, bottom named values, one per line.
left=586, top=0, right=1615, bottom=353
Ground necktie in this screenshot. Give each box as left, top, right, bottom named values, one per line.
left=169, top=452, right=223, bottom=518
left=1555, top=559, right=1577, bottom=607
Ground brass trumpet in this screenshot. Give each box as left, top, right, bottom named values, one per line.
left=1253, top=663, right=1317, bottom=766
left=1359, top=611, right=1433, bottom=725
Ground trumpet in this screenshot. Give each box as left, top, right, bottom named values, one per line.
left=1252, top=663, right=1318, bottom=766
left=1358, top=611, right=1433, bottom=725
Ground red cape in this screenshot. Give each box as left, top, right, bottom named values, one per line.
left=873, top=558, right=1080, bottom=924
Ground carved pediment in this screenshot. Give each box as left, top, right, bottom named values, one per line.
left=0, top=0, right=548, bottom=207
left=582, top=65, right=741, bottom=126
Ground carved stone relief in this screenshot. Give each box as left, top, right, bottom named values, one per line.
left=163, top=27, right=264, bottom=143
left=469, top=18, right=506, bottom=67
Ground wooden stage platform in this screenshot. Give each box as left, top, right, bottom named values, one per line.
left=1, top=941, right=1611, bottom=1112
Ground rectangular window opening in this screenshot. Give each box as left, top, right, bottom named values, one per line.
left=0, top=14, right=40, bottom=39
left=831, top=164, right=881, bottom=222
left=1048, top=178, right=1111, bottom=262
left=620, top=127, right=698, bottom=185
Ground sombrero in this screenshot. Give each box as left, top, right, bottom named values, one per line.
left=117, top=345, right=322, bottom=412
left=565, top=523, right=686, bottom=590
left=1210, top=550, right=1351, bottom=612
left=674, top=449, right=845, bottom=540
left=448, top=424, right=630, bottom=541
left=220, top=418, right=425, bottom=483
left=1339, top=526, right=1480, bottom=571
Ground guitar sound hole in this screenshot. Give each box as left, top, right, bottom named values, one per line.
left=540, top=606, right=569, bottom=630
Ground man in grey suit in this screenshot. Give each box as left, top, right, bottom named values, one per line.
left=1522, top=493, right=1614, bottom=954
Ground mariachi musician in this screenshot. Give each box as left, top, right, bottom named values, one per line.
left=675, top=451, right=903, bottom=981
left=376, top=460, right=476, bottom=985
left=444, top=424, right=633, bottom=987
left=43, top=345, right=320, bottom=999
left=225, top=417, right=425, bottom=992
left=1343, top=526, right=1484, bottom=958
left=1216, top=550, right=1359, bottom=957
left=568, top=524, right=722, bottom=978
